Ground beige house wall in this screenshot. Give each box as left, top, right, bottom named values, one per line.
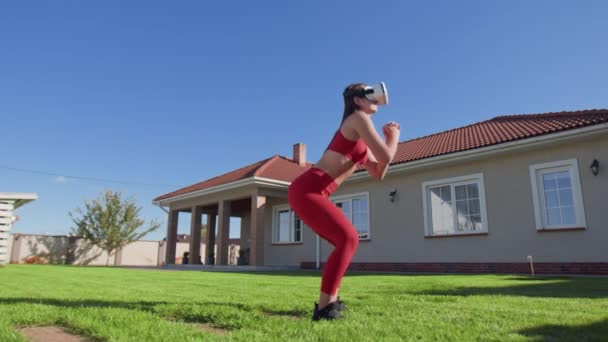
left=332, top=133, right=608, bottom=263
left=264, top=197, right=316, bottom=266
left=262, top=132, right=607, bottom=265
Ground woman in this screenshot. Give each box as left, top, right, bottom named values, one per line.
left=288, top=82, right=401, bottom=321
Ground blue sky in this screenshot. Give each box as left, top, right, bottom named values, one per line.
left=2, top=1, right=607, bottom=240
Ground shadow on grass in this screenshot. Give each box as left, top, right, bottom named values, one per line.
left=0, top=297, right=309, bottom=323
left=0, top=297, right=255, bottom=311
left=518, top=319, right=608, bottom=341
left=1, top=297, right=252, bottom=334
left=0, top=297, right=167, bottom=311
left=0, top=297, right=253, bottom=311
left=420, top=277, right=608, bottom=299
left=260, top=308, right=308, bottom=319
left=233, top=270, right=450, bottom=277
left=0, top=297, right=254, bottom=324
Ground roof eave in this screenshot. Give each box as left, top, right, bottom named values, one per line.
left=0, top=193, right=39, bottom=209
left=152, top=177, right=290, bottom=206
left=349, top=122, right=608, bottom=181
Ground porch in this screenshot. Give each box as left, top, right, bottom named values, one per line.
left=160, top=187, right=289, bottom=266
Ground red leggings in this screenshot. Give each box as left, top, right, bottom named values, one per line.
left=288, top=167, right=359, bottom=295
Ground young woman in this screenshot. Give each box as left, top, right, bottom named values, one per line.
left=288, top=83, right=400, bottom=321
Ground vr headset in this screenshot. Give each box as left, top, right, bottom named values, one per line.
left=349, top=82, right=389, bottom=105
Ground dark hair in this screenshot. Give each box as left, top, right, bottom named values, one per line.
left=342, top=83, right=368, bottom=122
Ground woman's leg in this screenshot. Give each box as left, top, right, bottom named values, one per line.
left=319, top=292, right=338, bottom=309
left=292, top=192, right=359, bottom=309
left=318, top=210, right=358, bottom=308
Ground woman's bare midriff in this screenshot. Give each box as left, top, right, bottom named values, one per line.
left=313, top=150, right=359, bottom=187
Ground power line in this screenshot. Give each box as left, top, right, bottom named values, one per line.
left=0, top=165, right=183, bottom=188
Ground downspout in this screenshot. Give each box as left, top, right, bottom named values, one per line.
left=316, top=234, right=320, bottom=270
left=153, top=201, right=169, bottom=266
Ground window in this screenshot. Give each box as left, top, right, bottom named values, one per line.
left=529, top=159, right=586, bottom=230
left=272, top=205, right=302, bottom=243
left=422, top=173, right=488, bottom=236
left=333, top=193, right=370, bottom=240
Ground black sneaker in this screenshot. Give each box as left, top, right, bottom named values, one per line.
left=312, top=302, right=343, bottom=321
left=336, top=297, right=348, bottom=311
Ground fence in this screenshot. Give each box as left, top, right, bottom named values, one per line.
left=8, top=234, right=241, bottom=266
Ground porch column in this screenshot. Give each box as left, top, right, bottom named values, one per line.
left=250, top=193, right=266, bottom=266
left=240, top=214, right=251, bottom=250
left=164, top=210, right=179, bottom=264
left=205, top=212, right=217, bottom=264
left=216, top=200, right=231, bottom=265
left=189, top=206, right=203, bottom=264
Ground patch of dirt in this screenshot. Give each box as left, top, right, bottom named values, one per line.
left=194, top=323, right=229, bottom=335
left=19, top=326, right=92, bottom=342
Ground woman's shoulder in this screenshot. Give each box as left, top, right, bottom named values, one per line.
left=346, top=110, right=373, bottom=126
left=340, top=117, right=362, bottom=140
left=343, top=112, right=372, bottom=136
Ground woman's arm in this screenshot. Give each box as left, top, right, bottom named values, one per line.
left=349, top=112, right=400, bottom=166
left=363, top=152, right=381, bottom=180
left=364, top=147, right=392, bottom=180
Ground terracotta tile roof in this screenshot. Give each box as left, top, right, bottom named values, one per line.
left=390, top=109, right=608, bottom=166
left=155, top=109, right=608, bottom=202
left=154, top=156, right=312, bottom=201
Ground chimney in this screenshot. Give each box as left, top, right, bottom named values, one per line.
left=293, top=143, right=306, bottom=166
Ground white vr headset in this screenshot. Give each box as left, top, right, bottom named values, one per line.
left=362, top=82, right=389, bottom=105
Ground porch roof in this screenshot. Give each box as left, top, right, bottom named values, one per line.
left=0, top=193, right=39, bottom=209
left=154, top=156, right=312, bottom=202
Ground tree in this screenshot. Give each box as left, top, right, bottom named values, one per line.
left=201, top=223, right=207, bottom=241
left=70, top=190, right=160, bottom=266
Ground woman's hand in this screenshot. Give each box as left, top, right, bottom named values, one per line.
left=382, top=121, right=401, bottom=139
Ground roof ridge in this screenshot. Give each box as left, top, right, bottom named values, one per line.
left=396, top=108, right=608, bottom=146
left=396, top=117, right=494, bottom=146
left=167, top=156, right=273, bottom=193
left=253, top=155, right=282, bottom=177
left=490, top=108, right=608, bottom=121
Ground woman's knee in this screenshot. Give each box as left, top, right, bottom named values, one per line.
left=342, top=231, right=359, bottom=251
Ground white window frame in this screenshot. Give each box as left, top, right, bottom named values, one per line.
left=272, top=204, right=303, bottom=244
left=529, top=159, right=587, bottom=230
left=422, top=173, right=488, bottom=236
left=330, top=192, right=371, bottom=241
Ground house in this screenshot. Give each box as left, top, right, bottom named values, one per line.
left=153, top=109, right=608, bottom=275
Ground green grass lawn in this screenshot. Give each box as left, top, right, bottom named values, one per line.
left=1, top=265, right=607, bottom=341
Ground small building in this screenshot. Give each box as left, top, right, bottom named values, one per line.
left=0, top=193, right=38, bottom=266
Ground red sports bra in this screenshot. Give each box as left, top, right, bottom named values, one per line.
left=326, top=129, right=368, bottom=165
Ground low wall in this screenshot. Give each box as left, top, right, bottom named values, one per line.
left=301, top=261, right=608, bottom=275
left=9, top=234, right=240, bottom=266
